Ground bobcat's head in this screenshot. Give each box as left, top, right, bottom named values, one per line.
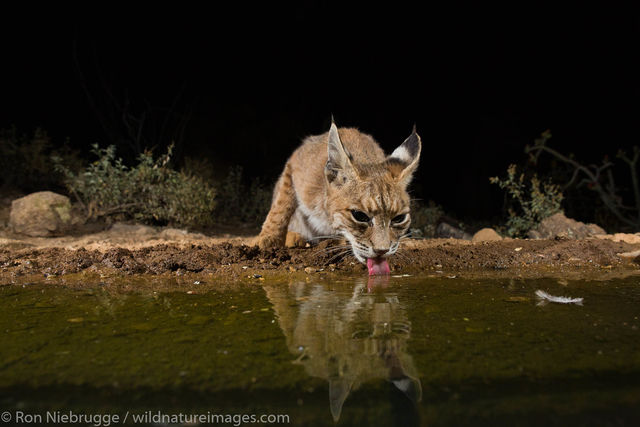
left=324, top=122, right=421, bottom=274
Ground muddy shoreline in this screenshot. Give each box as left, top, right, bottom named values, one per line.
left=2, top=227, right=640, bottom=285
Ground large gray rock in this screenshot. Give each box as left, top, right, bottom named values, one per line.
left=528, top=212, right=605, bottom=240
left=435, top=222, right=473, bottom=240
left=9, top=191, right=73, bottom=237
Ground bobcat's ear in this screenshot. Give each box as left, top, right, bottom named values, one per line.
left=387, top=126, right=421, bottom=186
left=325, top=121, right=355, bottom=184
left=329, top=378, right=353, bottom=422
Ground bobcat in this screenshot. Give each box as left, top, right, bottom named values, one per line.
left=256, top=121, right=421, bottom=275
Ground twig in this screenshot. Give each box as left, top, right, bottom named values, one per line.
left=618, top=147, right=640, bottom=221
left=526, top=141, right=637, bottom=228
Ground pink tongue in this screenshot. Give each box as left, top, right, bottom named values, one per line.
left=367, top=257, right=390, bottom=276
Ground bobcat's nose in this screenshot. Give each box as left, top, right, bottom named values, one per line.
left=373, top=248, right=389, bottom=257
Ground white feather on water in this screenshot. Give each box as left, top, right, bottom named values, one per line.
left=535, top=290, right=583, bottom=306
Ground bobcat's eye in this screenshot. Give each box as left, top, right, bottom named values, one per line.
left=351, top=210, right=371, bottom=223
left=392, top=214, right=408, bottom=224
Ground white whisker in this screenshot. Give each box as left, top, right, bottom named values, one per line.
left=309, top=235, right=342, bottom=241
left=326, top=249, right=352, bottom=264
left=313, top=245, right=352, bottom=255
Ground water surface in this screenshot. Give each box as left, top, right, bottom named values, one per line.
left=1, top=274, right=639, bottom=426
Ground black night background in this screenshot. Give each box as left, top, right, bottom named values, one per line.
left=2, top=4, right=638, bottom=226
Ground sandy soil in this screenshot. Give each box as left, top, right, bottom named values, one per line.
left=2, top=222, right=640, bottom=284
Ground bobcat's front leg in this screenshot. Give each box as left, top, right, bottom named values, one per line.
left=256, top=162, right=297, bottom=248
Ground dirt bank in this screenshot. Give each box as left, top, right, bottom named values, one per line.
left=2, top=223, right=640, bottom=283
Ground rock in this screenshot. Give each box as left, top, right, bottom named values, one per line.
left=9, top=192, right=73, bottom=237
left=160, top=228, right=187, bottom=239
left=528, top=212, right=605, bottom=240
left=617, top=249, right=640, bottom=258
left=472, top=228, right=503, bottom=242
left=596, top=233, right=640, bottom=244
left=110, top=222, right=158, bottom=236
left=159, top=228, right=207, bottom=240
left=435, top=222, right=473, bottom=240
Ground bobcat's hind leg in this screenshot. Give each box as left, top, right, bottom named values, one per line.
left=256, top=162, right=297, bottom=248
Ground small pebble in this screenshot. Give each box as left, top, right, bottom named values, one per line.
left=304, top=267, right=315, bottom=274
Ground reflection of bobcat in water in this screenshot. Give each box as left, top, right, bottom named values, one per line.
left=263, top=279, right=422, bottom=421
left=256, top=121, right=421, bottom=275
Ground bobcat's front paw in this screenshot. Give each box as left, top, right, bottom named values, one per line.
left=254, top=234, right=286, bottom=249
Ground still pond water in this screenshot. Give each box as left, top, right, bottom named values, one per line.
left=1, top=274, right=640, bottom=426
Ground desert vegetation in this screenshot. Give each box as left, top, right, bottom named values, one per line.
left=53, top=144, right=217, bottom=228
left=489, top=130, right=640, bottom=236
left=526, top=130, right=640, bottom=231
left=490, top=163, right=564, bottom=237
left=2, top=126, right=640, bottom=238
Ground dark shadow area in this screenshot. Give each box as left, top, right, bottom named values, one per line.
left=1, top=6, right=638, bottom=224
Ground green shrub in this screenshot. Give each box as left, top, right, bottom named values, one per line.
left=213, top=166, right=272, bottom=225
left=54, top=144, right=216, bottom=228
left=490, top=164, right=564, bottom=237
left=0, top=127, right=81, bottom=191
